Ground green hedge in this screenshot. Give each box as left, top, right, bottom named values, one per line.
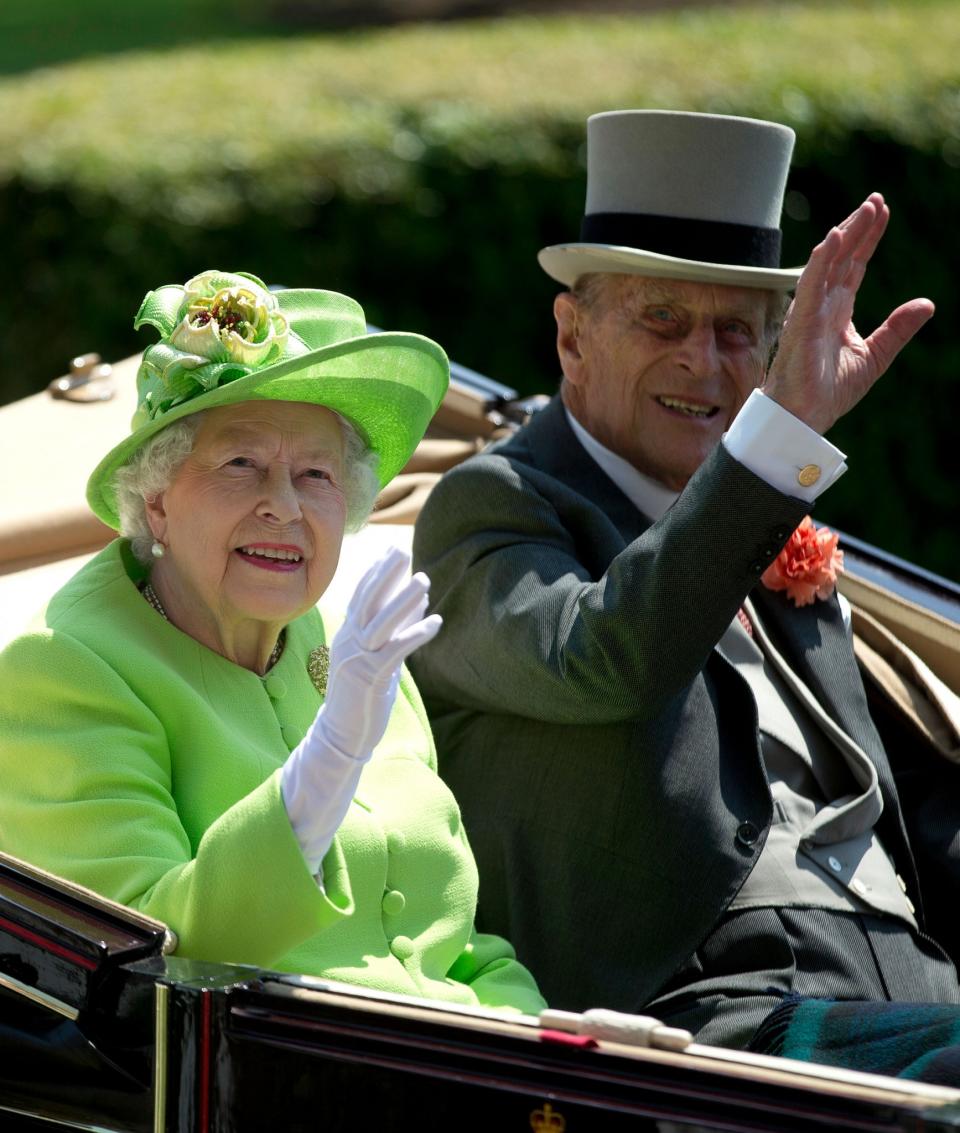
left=1, top=0, right=958, bottom=576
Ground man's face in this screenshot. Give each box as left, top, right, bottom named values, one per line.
left=556, top=274, right=774, bottom=491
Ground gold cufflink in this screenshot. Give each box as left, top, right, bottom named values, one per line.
left=797, top=464, right=821, bottom=487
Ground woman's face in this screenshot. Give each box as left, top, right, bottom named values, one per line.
left=146, top=400, right=348, bottom=642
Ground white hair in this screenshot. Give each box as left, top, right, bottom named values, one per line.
left=114, top=407, right=381, bottom=564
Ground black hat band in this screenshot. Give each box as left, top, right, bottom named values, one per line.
left=579, top=212, right=783, bottom=269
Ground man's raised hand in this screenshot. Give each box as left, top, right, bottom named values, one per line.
left=763, top=193, right=934, bottom=435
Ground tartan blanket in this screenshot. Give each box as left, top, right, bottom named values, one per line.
left=749, top=997, right=960, bottom=1085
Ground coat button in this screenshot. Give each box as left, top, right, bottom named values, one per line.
left=390, top=935, right=414, bottom=961
left=736, top=821, right=759, bottom=847
left=382, top=889, right=406, bottom=916
left=386, top=831, right=406, bottom=855
left=264, top=674, right=287, bottom=700
left=828, top=856, right=843, bottom=873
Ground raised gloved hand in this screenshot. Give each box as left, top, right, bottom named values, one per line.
left=319, top=545, right=442, bottom=758
left=281, top=547, right=442, bottom=874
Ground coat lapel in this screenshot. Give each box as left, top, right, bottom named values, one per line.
left=750, top=585, right=892, bottom=778
left=525, top=396, right=651, bottom=544
left=750, top=581, right=923, bottom=901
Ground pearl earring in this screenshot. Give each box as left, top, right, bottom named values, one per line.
left=151, top=540, right=166, bottom=559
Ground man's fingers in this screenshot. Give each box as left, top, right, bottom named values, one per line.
left=788, top=196, right=889, bottom=331
left=862, top=298, right=935, bottom=379
left=836, top=191, right=884, bottom=232
left=823, top=197, right=885, bottom=291
left=786, top=226, right=839, bottom=322
left=836, top=199, right=889, bottom=291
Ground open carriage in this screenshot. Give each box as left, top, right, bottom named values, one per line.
left=1, top=350, right=959, bottom=1132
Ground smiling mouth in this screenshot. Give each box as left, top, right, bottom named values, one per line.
left=656, top=396, right=719, bottom=419
left=236, top=545, right=304, bottom=571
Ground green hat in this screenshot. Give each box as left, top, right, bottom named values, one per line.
left=87, top=270, right=450, bottom=529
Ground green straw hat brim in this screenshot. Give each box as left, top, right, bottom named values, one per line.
left=87, top=331, right=448, bottom=530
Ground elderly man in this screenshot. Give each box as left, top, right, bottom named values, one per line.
left=410, top=110, right=960, bottom=1050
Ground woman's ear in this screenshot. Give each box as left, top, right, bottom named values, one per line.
left=144, top=493, right=168, bottom=544
left=554, top=292, right=587, bottom=386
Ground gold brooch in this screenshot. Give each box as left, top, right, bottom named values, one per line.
left=307, top=645, right=330, bottom=697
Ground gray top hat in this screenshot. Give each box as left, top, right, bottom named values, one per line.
left=538, top=110, right=803, bottom=291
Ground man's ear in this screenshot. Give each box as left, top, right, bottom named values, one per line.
left=554, top=292, right=587, bottom=386
left=144, top=492, right=168, bottom=544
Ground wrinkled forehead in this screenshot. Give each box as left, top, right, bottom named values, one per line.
left=604, top=274, right=773, bottom=320
left=195, top=401, right=345, bottom=455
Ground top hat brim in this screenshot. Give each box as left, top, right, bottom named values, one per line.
left=538, top=242, right=802, bottom=292
left=87, top=331, right=449, bottom=530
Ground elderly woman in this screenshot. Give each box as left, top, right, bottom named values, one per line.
left=0, top=271, right=544, bottom=1014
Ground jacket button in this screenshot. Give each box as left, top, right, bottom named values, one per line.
left=264, top=674, right=287, bottom=700
left=736, top=821, right=760, bottom=847
left=382, top=889, right=406, bottom=916
left=390, top=935, right=414, bottom=961
left=386, top=831, right=406, bottom=854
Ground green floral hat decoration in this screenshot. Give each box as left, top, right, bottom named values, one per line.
left=87, top=270, right=449, bottom=529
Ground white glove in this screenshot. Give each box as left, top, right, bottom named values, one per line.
left=281, top=547, right=442, bottom=875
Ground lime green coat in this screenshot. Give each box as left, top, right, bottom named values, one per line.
left=0, top=540, right=544, bottom=1013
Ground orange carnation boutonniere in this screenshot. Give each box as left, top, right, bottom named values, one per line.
left=761, top=516, right=844, bottom=607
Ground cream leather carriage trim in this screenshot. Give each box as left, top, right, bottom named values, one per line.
left=839, top=572, right=960, bottom=695
left=0, top=355, right=139, bottom=574
left=852, top=606, right=960, bottom=761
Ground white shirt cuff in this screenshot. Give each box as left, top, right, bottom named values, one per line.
left=723, top=389, right=848, bottom=503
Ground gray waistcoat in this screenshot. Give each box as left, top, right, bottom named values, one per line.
left=722, top=599, right=916, bottom=926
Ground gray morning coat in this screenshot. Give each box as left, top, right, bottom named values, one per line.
left=410, top=395, right=957, bottom=1015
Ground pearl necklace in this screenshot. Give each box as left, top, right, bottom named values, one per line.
left=141, top=581, right=285, bottom=671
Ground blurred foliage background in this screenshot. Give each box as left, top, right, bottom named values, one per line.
left=0, top=0, right=956, bottom=576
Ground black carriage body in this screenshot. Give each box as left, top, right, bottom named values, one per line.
left=4, top=817, right=960, bottom=1132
